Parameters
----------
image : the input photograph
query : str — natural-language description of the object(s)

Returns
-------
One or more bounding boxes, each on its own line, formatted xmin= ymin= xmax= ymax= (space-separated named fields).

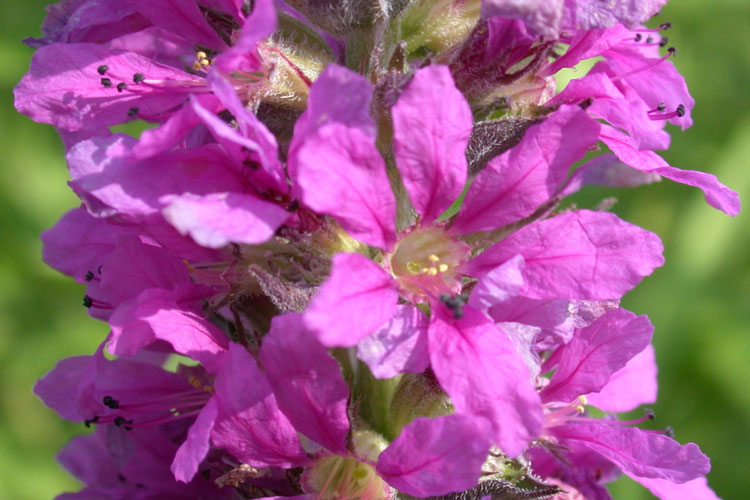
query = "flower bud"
xmin=389 ymin=372 xmax=453 ymax=436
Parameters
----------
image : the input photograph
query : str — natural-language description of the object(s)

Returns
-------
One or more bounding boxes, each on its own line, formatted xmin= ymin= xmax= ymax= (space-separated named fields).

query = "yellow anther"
xmin=575 ymin=405 xmax=585 ymax=414
xmin=192 ymin=61 xmax=202 ymax=71
xmin=427 ymin=268 xmax=439 ymax=276
xmin=202 ymin=385 xmax=214 ymax=393
xmin=196 ymin=51 xmax=207 ymax=59
xmin=438 ymin=264 xmax=449 ymax=273
xmin=428 ymin=254 xmax=440 ymax=263
xmin=406 ymin=261 xmax=423 ymax=274
xmin=188 ymin=376 xmax=202 ymax=389
xmin=200 ymin=59 xmax=210 ymax=66
xmin=578 ymin=395 xmax=588 ymax=406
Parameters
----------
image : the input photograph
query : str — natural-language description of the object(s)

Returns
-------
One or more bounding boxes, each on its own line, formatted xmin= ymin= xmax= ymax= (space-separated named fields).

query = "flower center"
xmin=389 ymin=226 xmax=470 ymax=299
xmin=305 ymin=455 xmax=389 ymax=500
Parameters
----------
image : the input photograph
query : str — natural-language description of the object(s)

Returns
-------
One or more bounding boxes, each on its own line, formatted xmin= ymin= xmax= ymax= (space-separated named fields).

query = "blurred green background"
xmin=0 ymin=1 xmax=747 ymax=498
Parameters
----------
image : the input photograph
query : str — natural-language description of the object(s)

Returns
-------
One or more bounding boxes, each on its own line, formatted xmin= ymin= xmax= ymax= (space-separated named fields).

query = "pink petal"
xmin=96 ymin=235 xmax=192 ymax=304
xmin=289 ymin=65 xmax=376 ymax=167
xmin=259 ymin=313 xmax=351 ymax=455
xmin=376 ymin=415 xmax=491 ymax=497
xmin=560 ymin=154 xmax=662 ymax=198
xmin=561 ymin=1 xmax=667 ymax=31
xmin=555 ymin=422 xmax=710 ymax=483
xmin=453 ymin=105 xmax=600 ymax=234
xmin=137 ymin=0 xmax=226 ymax=51
xmin=213 ymin=0 xmax=276 ymax=72
xmin=541 ymin=309 xmax=653 ymax=403
xmin=28 ymin=0 xmax=143 ymax=47
xmin=635 ymin=476 xmax=720 ymax=500
xmin=551 ymin=72 xmax=670 ymax=151
xmin=481 ymin=0 xmax=564 ymax=39
xmin=190 ymin=84 xmax=287 ymax=194
xmin=68 ymin=135 xmax=244 ymax=217
xmin=14 ymin=43 xmax=199 ymax=132
xmin=108 ymin=288 xmax=228 ymax=372
xmin=293 ymin=123 xmax=397 ymax=249
xmin=602 ymin=126 xmax=740 ymax=216
xmin=467 ymin=210 xmax=665 ymax=301
xmin=41 ymin=208 xmax=140 ymax=282
xmin=34 ymin=356 xmax=92 ymax=421
xmin=211 ymin=343 xmax=309 ymax=468
xmin=106 ymin=27 xmax=195 ymax=68
xmin=356 ymin=305 xmax=430 ymax=379
xmin=134 ymin=94 xmax=223 ymax=159
xmin=601 ymin=43 xmax=694 ymax=130
xmin=392 ymin=65 xmax=472 ymax=223
xmin=429 ymin=307 xmax=543 ymax=456
xmin=586 ymin=344 xmax=658 ymax=413
xmin=162 ymin=192 xmax=289 ymax=248
xmin=172 ymin=397 xmax=218 ymax=482
xmin=304 ymin=253 xmax=398 ymax=347
xmin=468 ymin=254 xmax=525 ymax=312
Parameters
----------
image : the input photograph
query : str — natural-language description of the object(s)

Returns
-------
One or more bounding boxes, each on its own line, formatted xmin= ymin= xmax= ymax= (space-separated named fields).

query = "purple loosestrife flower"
xmin=14 ymin=0 xmax=320 ymax=149
xmin=258 ymin=312 xmax=494 ymax=499
xmin=55 ymin=426 xmax=236 ymax=499
xmin=527 ymin=308 xmax=715 ymax=500
xmin=20 ymin=1 xmax=740 ymax=499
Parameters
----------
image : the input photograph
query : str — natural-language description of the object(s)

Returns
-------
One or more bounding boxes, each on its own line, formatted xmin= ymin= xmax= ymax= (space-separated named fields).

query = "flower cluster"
xmin=17 ymin=1 xmax=739 ymax=499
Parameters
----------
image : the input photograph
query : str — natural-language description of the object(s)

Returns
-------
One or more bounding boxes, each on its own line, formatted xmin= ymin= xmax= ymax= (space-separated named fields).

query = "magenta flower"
xmin=258 ymin=312 xmax=494 ymax=499
xmin=15 ymin=0 xmax=278 ymax=143
xmin=55 ymin=426 xmax=235 ymax=499
xmin=19 ymin=1 xmax=738 ymax=498
xmin=529 ymin=308 xmax=715 ymax=499
xmin=284 ymin=63 xmax=665 ymax=457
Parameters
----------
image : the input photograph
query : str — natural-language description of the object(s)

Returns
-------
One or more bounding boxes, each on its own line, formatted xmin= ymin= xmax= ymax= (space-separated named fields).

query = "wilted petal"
xmin=586 ymin=345 xmax=658 ymax=413
xmin=541 ymin=309 xmax=653 ymax=403
xmin=260 ymin=313 xmax=351 ymax=455
xmin=304 ymin=253 xmax=398 ymax=347
xmin=429 ymin=307 xmax=543 ymax=456
xmin=162 ymin=192 xmax=289 ymax=248
xmin=357 ymin=305 xmax=430 ymax=379
xmin=376 ymin=415 xmax=491 ymax=497
xmin=454 ymin=105 xmax=599 ymax=234
xmin=467 ymin=210 xmax=664 ymax=301
xmin=392 ymin=65 xmax=472 ymax=223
